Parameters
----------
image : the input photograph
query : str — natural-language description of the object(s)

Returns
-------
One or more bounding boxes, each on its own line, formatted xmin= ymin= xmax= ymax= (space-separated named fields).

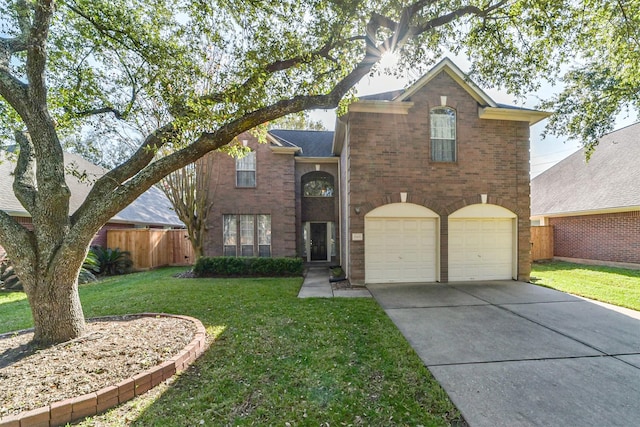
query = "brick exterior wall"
xmin=549 ymin=211 xmax=640 ymax=264
xmin=345 ymin=72 xmax=531 ymax=282
xmin=202 ymin=132 xmax=297 ymax=258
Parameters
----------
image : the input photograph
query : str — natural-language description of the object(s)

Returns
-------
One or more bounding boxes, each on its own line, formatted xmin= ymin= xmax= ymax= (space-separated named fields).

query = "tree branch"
xmin=199 ymin=40 xmax=337 ymax=105
xmin=14 ymin=0 xmax=33 ymax=38
xmin=68 ymin=0 xmax=513 ymax=247
xmin=70 ymin=122 xmax=178 ymax=227
xmin=0 ymin=66 xmax=30 ymax=119
xmin=26 ymin=0 xmax=54 ymax=104
xmin=64 ymin=1 xmax=153 ymax=59
xmin=70 ymin=106 xmax=126 ymax=119
xmin=12 ymin=130 xmax=38 ymax=213
xmin=0 ymin=210 xmax=36 ymax=268
xmin=410 ymin=0 xmax=509 ymax=36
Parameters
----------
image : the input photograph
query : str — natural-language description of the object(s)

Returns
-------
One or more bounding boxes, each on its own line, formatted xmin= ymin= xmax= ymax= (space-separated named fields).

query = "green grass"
xmin=0 ymin=268 xmax=461 ymax=426
xmin=531 ymin=261 xmax=640 ymax=311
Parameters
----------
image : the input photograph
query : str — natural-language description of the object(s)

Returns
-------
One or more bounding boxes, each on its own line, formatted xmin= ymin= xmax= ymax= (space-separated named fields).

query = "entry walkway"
xmin=298 ymin=266 xmax=371 ymax=298
xmin=368 ymin=281 xmax=640 ymax=427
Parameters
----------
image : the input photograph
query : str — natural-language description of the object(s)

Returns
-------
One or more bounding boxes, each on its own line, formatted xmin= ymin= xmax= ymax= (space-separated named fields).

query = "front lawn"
xmin=0 ymin=268 xmax=461 ymax=426
xmin=531 ymin=261 xmax=640 ymax=311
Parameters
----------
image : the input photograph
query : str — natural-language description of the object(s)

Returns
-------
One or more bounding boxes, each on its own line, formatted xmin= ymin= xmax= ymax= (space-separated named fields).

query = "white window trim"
xmin=236 ymin=151 xmax=256 ymax=187
xmin=223 ymin=214 xmax=271 ymax=257
xmin=430 ymin=107 xmax=457 ymax=162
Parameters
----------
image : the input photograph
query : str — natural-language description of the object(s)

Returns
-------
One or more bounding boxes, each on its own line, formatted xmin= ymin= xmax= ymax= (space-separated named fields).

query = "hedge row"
xmin=193 ymin=256 xmax=304 ymax=277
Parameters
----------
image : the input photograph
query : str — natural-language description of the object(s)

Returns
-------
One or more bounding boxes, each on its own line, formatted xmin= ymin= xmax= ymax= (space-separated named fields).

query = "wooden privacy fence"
xmin=107 ymin=229 xmax=195 ymax=270
xmin=531 ymin=226 xmax=554 ymax=261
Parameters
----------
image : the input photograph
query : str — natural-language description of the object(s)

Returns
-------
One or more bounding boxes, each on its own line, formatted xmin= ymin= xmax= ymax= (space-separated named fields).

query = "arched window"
xmin=430 ymin=107 xmax=456 ymax=162
xmin=302 ymin=172 xmax=334 ymax=197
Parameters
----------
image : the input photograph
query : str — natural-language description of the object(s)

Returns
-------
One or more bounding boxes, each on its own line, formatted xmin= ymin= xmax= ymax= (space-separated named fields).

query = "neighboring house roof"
xmin=0 ymin=151 xmax=183 ymax=227
xmin=531 ymin=122 xmax=640 ymax=217
xmin=268 ymin=129 xmax=335 ymax=158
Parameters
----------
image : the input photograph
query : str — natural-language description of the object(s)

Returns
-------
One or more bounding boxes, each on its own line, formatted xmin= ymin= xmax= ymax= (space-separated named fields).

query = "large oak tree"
xmin=0 ymin=0 xmax=583 ymax=344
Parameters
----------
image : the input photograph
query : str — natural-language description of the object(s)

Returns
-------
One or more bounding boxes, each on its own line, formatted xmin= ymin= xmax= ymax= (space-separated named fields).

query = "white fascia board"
xmin=479 ymin=107 xmax=551 ymax=125
xmin=294 ymin=157 xmax=339 ymax=164
xmin=266 ymin=133 xmax=282 ymax=146
xmin=108 ymin=218 xmax=185 ymax=227
xmin=332 ymin=116 xmax=347 ymax=155
xmin=266 ymin=134 xmax=301 ymax=154
xmin=532 ymin=206 xmax=640 ymax=218
xmin=269 ymin=146 xmax=300 ymax=154
xmin=349 ymin=100 xmax=414 ymax=115
xmin=4 ymin=210 xmax=29 ymax=217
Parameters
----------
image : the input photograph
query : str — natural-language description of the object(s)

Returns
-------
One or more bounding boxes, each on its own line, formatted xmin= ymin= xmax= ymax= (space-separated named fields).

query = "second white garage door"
xmin=365 ymin=203 xmax=438 ymax=284
xmin=448 ymin=204 xmax=516 ymax=281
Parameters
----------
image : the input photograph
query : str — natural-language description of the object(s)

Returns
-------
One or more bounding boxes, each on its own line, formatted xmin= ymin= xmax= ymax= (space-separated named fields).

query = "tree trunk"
xmin=189 ymin=226 xmax=204 ymax=261
xmin=26 ymin=272 xmax=86 ymax=345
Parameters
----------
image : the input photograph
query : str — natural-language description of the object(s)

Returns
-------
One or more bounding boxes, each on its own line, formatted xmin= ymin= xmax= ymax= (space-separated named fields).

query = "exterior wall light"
xmin=354 ymin=207 xmax=361 ymax=215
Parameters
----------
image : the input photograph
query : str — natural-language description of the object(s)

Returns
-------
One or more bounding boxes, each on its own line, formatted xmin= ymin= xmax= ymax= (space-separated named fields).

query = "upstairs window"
xmin=303 ymin=172 xmax=334 ymax=197
xmin=430 ymin=107 xmax=456 ymax=162
xmin=236 ymin=151 xmax=256 ymax=187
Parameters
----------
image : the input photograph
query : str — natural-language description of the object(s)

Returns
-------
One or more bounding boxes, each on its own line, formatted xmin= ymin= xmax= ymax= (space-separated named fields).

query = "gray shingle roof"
xmin=531 ymin=122 xmax=640 ymax=216
xmin=268 ymin=129 xmax=335 ymax=157
xmin=0 ymin=151 xmax=183 ymax=227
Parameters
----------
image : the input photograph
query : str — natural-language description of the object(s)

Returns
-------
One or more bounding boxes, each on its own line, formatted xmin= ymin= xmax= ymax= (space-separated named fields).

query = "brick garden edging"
xmin=0 ymin=313 xmax=208 ymax=427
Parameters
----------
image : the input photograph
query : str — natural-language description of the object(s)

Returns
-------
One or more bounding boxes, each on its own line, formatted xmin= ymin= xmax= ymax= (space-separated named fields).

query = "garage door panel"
xmin=449 ymin=218 xmax=514 ymax=281
xmin=365 ymin=217 xmax=437 ymax=284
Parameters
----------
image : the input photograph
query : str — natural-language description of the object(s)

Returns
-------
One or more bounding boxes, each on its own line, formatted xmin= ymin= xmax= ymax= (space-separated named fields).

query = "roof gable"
xmin=345 ymin=57 xmax=549 ymax=125
xmin=395 ymin=57 xmax=497 ymax=107
xmin=531 ymin=122 xmax=640 ymax=216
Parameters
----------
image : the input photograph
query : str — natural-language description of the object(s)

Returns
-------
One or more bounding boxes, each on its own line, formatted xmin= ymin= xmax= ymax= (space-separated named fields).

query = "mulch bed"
xmin=0 ymin=315 xmax=196 ymax=418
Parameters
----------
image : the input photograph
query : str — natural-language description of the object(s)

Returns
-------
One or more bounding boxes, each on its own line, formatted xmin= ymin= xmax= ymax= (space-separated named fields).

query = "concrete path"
xmin=368 ymin=281 xmax=640 ymax=427
xmin=298 ymin=266 xmax=371 ymax=298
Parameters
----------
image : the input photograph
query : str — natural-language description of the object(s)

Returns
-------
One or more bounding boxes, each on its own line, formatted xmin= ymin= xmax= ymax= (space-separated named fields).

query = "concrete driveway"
xmin=367 ymin=281 xmax=640 ymax=427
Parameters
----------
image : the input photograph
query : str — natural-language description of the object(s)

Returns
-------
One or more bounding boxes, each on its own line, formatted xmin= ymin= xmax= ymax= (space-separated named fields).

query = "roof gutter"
xmin=531 ymin=206 xmax=640 ymax=219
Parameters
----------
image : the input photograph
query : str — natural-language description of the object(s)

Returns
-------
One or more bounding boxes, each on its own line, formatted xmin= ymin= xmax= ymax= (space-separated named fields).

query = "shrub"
xmin=194 ymin=256 xmax=304 ymax=277
xmin=91 ymin=246 xmax=134 ymax=276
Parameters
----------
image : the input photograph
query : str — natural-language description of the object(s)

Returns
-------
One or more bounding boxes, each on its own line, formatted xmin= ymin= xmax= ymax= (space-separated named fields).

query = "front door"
xmin=310 ymin=223 xmax=328 ymax=261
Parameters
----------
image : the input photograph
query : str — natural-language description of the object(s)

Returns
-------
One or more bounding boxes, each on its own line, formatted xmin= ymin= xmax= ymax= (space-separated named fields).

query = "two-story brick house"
xmin=202 ymin=58 xmax=548 ymax=284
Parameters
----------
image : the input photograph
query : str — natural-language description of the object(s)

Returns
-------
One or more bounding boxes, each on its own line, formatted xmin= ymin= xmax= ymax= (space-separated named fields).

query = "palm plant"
xmin=90 ymin=246 xmax=134 ymax=276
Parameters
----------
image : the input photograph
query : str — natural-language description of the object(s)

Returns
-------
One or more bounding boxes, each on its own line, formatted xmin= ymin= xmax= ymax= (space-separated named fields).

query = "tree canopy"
xmin=0 ymin=0 xmax=638 ymax=344
xmin=541 ymin=0 xmax=640 ymax=155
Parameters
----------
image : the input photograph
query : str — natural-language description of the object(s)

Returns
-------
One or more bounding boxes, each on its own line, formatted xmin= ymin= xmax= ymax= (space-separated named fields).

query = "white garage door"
xmin=365 ymin=204 xmax=438 ymax=284
xmin=448 ymin=214 xmax=515 ymax=281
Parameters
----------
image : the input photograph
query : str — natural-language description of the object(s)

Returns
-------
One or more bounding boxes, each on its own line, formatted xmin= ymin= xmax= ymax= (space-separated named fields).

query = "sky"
xmin=309 ymin=55 xmax=637 ymax=178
